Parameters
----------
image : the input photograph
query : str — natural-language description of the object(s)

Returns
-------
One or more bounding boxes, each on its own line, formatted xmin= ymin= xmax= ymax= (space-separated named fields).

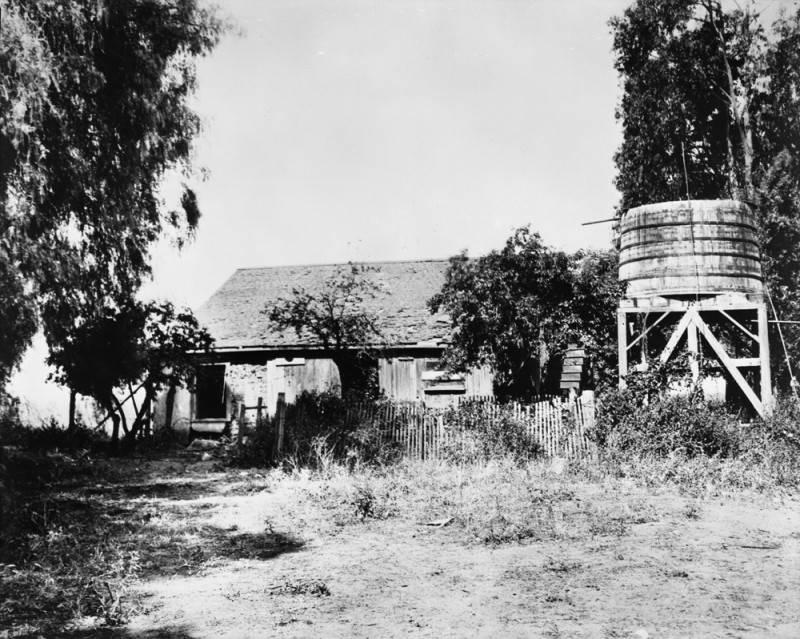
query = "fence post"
xmin=237 ymin=403 xmax=245 ymax=447
xmin=275 ymin=393 xmax=286 ymax=460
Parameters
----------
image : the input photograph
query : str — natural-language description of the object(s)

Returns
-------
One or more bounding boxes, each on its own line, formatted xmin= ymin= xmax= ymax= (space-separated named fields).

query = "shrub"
xmin=591 ymin=366 xmax=800 ymax=491
xmin=439 ymin=401 xmax=543 ymax=464
xmin=234 ymin=392 xmax=402 ymax=470
xmin=594 ymin=388 xmax=741 ymax=458
xmin=593 ymin=360 xmax=745 ymax=459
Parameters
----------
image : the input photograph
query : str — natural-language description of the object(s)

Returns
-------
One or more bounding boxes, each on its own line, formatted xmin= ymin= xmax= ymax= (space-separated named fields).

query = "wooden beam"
xmin=626 ymin=311 xmax=670 ymax=351
xmin=687 ymin=319 xmax=700 ymax=382
xmin=659 ymin=310 xmax=693 ymax=363
xmin=718 ymin=309 xmax=758 ymax=343
xmin=758 ymin=304 xmax=772 ymax=411
xmin=618 ymin=309 xmax=628 ymax=388
xmin=732 ymin=357 xmax=761 ymax=368
xmin=693 ymin=311 xmax=764 ymax=417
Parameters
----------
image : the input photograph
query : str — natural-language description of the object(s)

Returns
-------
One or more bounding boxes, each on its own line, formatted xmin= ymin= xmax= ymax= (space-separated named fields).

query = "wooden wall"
xmin=154 ymin=353 xmax=495 ymax=432
xmin=378 ymin=357 xmax=494 ymax=404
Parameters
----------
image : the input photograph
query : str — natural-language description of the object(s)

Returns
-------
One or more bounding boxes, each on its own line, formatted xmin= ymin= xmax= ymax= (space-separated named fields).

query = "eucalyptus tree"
xmin=0 ymin=0 xmax=225 ymax=388
xmin=611 ymin=0 xmax=800 ymax=384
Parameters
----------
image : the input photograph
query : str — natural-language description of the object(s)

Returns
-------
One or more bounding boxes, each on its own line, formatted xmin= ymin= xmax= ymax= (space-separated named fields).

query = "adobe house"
xmin=155 ymin=260 xmax=493 ymax=435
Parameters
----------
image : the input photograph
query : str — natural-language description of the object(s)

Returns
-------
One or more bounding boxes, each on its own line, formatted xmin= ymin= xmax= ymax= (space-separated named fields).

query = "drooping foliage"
xmin=611 ymin=0 xmax=800 ymax=385
xmin=0 ymin=0 xmax=224 ymax=386
xmin=429 ymin=229 xmax=623 ymax=400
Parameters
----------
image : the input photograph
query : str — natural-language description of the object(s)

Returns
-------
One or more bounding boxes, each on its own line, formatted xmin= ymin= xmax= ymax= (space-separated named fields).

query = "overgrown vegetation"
xmin=592 ymin=365 xmax=800 ymax=490
xmin=438 ymin=401 xmax=544 ymax=465
xmin=232 ymin=392 xmax=403 ymax=471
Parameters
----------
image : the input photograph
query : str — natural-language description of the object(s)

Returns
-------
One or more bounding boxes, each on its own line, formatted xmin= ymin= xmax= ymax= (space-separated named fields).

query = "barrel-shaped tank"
xmin=618 ymin=200 xmax=763 ymax=299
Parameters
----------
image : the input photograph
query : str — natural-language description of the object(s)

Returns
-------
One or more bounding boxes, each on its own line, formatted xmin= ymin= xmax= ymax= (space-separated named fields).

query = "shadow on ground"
xmin=1 ymin=454 xmax=300 ymax=636
xmin=49 ymin=624 xmax=197 ymax=639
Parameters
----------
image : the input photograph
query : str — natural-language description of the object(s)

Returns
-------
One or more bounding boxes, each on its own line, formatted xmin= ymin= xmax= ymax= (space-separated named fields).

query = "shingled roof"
xmin=196 ymin=260 xmax=453 ymax=350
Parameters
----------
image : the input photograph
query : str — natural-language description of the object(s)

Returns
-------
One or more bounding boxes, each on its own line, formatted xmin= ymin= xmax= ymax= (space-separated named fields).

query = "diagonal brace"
xmin=692 ymin=310 xmax=764 ymax=418
xmin=627 ymin=311 xmax=670 ymax=351
xmin=659 ymin=311 xmax=693 ymax=363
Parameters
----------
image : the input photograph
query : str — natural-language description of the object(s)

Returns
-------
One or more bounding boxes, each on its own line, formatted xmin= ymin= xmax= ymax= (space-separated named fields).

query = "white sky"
xmin=144 ymin=0 xmax=631 ymax=310
xmin=14 ymin=0 xmax=792 ymax=418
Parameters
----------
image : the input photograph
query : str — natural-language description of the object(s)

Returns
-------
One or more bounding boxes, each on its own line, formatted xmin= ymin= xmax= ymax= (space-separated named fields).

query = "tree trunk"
xmin=737 ymin=95 xmax=755 ymax=200
xmin=164 ymin=383 xmax=177 ymax=431
xmin=112 ymin=394 xmax=129 ymax=436
xmin=334 ymin=351 xmax=378 ymax=401
xmin=704 ymin=0 xmax=755 ymax=200
xmin=126 ymin=387 xmax=153 ymax=443
xmin=67 ymin=389 xmax=76 ymax=432
xmin=106 ymin=396 xmax=121 ymax=451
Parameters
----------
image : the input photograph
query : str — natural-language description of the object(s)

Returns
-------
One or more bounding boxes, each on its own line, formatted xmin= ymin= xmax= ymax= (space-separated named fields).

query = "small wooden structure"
xmin=617 ymin=200 xmax=772 ymax=416
xmin=560 ymin=344 xmax=588 ymax=392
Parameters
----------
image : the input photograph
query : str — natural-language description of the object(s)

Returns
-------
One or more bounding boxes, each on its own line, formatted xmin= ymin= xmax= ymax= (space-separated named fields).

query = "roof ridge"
xmin=233 ymin=257 xmax=450 ymax=273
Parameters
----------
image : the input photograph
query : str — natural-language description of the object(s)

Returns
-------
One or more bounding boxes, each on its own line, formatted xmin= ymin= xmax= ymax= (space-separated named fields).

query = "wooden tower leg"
xmin=618 ymin=309 xmax=628 ymax=389
xmin=687 ymin=318 xmax=700 ymax=383
xmin=758 ymin=303 xmax=773 ymax=412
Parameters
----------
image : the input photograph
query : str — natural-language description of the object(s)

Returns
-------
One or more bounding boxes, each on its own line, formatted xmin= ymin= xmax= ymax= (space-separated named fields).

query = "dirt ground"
xmin=50 ymin=455 xmax=794 ymax=639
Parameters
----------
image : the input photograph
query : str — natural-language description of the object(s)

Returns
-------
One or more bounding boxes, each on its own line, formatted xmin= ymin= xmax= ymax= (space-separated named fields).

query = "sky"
xmin=143 ymin=0 xmax=631 ymax=311
xmin=4 ymin=0 xmax=688 ymax=417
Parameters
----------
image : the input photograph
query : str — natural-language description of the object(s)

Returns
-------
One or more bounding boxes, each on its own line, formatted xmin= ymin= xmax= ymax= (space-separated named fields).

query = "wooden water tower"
xmin=617 ymin=199 xmax=772 ymax=416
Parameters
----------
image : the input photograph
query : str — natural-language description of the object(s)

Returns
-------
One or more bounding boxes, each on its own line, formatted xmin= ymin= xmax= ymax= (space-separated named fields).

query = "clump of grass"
xmin=281 ymin=458 xmax=664 ymax=546
xmin=0 ymin=496 xmax=144 ymax=632
xmin=268 ymin=579 xmax=331 ymax=597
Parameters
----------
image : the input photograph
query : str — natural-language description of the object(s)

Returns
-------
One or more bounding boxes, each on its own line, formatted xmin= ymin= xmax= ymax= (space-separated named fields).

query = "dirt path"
xmin=105 ymin=461 xmax=800 ymax=639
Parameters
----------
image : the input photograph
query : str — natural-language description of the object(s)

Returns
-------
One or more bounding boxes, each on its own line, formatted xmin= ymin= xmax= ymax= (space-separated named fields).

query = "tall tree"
xmin=0 ymin=0 xmax=224 ymax=386
xmin=265 ymin=264 xmax=386 ymax=400
xmin=612 ymin=0 xmax=800 ymax=385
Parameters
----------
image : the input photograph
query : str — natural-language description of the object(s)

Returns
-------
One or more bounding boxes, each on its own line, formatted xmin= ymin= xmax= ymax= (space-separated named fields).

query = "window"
xmin=195 ymin=364 xmax=226 ymax=419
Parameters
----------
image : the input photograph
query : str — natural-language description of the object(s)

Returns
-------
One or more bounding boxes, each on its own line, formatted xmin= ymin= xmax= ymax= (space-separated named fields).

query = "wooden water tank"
xmin=618 ymin=200 xmax=764 ymax=299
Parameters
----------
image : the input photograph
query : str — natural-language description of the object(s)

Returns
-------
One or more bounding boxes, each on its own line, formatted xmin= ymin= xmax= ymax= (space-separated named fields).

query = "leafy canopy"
xmin=429 ymin=229 xmax=623 ymax=400
xmin=0 ymin=0 xmax=225 ymax=385
xmin=611 ymin=0 xmax=800 ymax=385
xmin=47 ymin=300 xmax=213 ymax=441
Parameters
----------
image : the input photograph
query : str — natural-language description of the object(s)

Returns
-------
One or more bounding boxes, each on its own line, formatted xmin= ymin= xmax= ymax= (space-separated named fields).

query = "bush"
xmin=591 ymin=367 xmax=800 ymax=491
xmin=594 ymin=388 xmax=741 ymax=458
xmin=439 ymin=402 xmax=543 ymax=464
xmin=234 ymin=392 xmax=402 ymax=470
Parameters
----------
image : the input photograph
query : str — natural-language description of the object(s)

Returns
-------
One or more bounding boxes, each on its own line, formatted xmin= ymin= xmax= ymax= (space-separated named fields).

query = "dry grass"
xmin=277 ymin=458 xmax=673 ymax=545
xmin=3 ymin=449 xmax=800 ymax=637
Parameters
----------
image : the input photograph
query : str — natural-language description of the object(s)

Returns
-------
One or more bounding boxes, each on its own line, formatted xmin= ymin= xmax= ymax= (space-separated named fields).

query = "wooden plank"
xmin=562 ymin=365 xmax=584 ymax=373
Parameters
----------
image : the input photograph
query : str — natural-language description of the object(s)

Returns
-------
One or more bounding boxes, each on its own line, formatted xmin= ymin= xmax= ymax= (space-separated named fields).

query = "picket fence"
xmin=343 ymin=395 xmax=596 ymax=461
